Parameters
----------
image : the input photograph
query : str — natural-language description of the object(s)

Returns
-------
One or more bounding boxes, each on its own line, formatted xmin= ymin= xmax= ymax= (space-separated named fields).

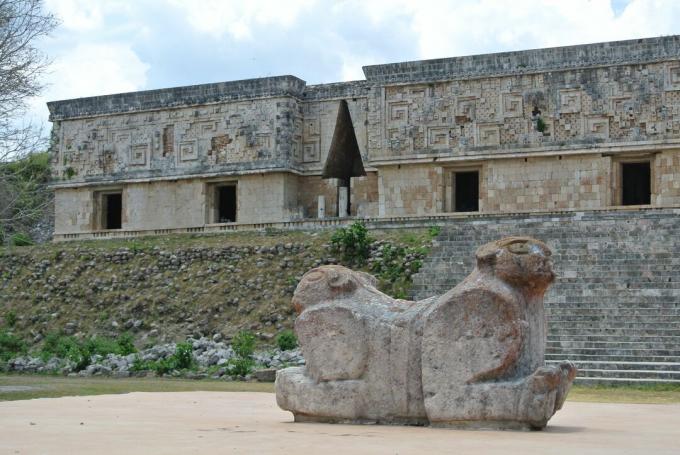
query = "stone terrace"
xmin=412 ymin=208 xmax=680 ymax=385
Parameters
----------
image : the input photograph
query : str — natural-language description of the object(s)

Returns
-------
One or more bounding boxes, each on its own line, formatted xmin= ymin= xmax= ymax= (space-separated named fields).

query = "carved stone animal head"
xmin=475 ymin=237 xmax=555 ymax=293
xmin=291 ymin=265 xmax=377 ymax=314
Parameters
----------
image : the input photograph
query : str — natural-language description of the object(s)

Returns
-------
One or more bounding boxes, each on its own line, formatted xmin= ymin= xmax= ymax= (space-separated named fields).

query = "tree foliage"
xmin=0 ymin=0 xmax=58 ymax=243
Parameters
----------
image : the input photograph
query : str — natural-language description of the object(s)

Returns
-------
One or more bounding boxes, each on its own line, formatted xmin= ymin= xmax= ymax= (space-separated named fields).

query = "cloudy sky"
xmin=29 ymin=0 xmax=680 ymax=126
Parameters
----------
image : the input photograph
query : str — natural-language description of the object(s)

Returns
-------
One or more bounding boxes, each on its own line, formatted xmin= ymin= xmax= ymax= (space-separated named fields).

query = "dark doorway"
xmin=621 ymin=162 xmax=651 ymax=205
xmin=103 ymin=193 xmax=122 ymax=230
xmin=454 ymin=171 xmax=479 ymax=212
xmin=216 ymin=185 xmax=237 ymax=222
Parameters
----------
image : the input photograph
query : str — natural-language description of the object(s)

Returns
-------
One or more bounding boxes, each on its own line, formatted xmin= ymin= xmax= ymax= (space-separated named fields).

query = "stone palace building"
xmin=48 ymin=35 xmax=680 ymax=240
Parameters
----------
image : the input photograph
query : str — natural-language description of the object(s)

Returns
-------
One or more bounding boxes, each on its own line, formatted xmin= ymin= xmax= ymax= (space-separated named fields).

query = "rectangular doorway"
xmin=215 ymin=185 xmax=237 ymax=223
xmin=454 ymin=171 xmax=479 ymax=212
xmin=101 ymin=192 xmax=122 ymax=230
xmin=621 ymin=162 xmax=651 ymax=205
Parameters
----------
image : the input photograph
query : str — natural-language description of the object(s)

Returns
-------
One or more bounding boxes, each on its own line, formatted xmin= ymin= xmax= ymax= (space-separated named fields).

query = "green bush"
xmin=173 ymin=342 xmax=194 ymax=370
xmin=0 ymin=330 xmax=26 ymax=361
xmin=40 ymin=332 xmax=138 ymax=371
xmin=40 ymin=332 xmax=80 ymax=360
xmin=10 ymin=233 xmax=34 ymax=246
xmin=231 ymin=330 xmax=256 ymax=358
xmin=276 ymin=329 xmax=297 ymax=351
xmin=116 ymin=332 xmax=137 ymax=355
xmin=4 ymin=310 xmax=17 ymax=328
xmin=151 ymin=357 xmax=176 ymax=376
xmin=130 ymin=342 xmax=194 ymax=376
xmin=226 ymin=357 xmax=254 ymax=377
xmin=427 ymin=225 xmax=441 ymax=238
xmin=536 ymin=117 xmax=547 ymax=133
xmin=331 ymin=221 xmax=372 ymax=265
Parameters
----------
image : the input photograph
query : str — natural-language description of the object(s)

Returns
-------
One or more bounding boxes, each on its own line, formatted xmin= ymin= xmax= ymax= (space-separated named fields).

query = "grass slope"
xmin=0 ymin=228 xmax=434 ymax=353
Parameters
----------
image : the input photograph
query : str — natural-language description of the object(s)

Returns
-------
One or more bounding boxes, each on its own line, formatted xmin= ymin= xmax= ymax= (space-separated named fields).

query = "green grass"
xmin=569 ymin=384 xmax=680 ymax=404
xmin=2 ymin=375 xmax=680 ymax=404
xmin=0 ymin=374 xmax=273 ymax=401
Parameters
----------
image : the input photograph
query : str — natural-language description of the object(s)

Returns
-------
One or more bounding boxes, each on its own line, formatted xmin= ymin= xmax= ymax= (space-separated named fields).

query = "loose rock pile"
xmin=5 ymin=337 xmax=304 ymax=381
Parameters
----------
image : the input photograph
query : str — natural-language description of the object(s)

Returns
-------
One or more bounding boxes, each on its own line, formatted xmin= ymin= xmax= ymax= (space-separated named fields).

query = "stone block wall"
xmin=484 ymin=155 xmax=609 ymax=212
xmin=411 ymin=208 xmax=680 ymax=384
xmin=378 ymin=164 xmax=443 ymax=216
xmin=54 ymin=188 xmax=95 ymax=234
xmin=50 ymin=95 xmax=298 ymax=185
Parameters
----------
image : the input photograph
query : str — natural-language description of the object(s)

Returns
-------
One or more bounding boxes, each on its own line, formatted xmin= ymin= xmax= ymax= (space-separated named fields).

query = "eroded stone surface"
xmin=276 ymin=237 xmax=576 ymax=430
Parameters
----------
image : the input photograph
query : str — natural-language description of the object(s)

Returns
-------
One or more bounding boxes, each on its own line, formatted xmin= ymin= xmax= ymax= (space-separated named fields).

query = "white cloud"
xmin=342 ymin=0 xmax=680 ymax=61
xmin=44 ymin=0 xmax=104 ymax=31
xmin=28 ymin=43 xmax=149 ymax=125
xmin=169 ymin=0 xmax=316 ymax=40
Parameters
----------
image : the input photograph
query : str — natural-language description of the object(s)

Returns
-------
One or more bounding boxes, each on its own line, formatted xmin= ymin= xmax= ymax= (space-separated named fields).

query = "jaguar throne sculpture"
xmin=275 ymin=236 xmax=576 ymax=430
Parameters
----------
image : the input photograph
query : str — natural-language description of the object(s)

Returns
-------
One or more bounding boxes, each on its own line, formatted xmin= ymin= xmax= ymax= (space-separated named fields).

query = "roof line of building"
xmin=47 ymin=35 xmax=680 ymax=121
xmin=363 ymin=35 xmax=680 ymax=83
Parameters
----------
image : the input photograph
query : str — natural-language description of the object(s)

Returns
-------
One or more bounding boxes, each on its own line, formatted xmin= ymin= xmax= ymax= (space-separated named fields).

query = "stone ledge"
xmin=47 ymin=75 xmax=307 ymax=120
xmin=363 ymin=35 xmax=680 ymax=83
xmin=52 ymin=206 xmax=680 ymax=242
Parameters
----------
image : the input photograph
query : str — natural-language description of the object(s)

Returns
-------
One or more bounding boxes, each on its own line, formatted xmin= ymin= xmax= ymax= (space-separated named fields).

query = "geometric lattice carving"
xmin=665 ymin=63 xmax=680 ymax=91
xmin=456 ymin=96 xmax=477 ymax=120
xmin=303 ymin=141 xmax=320 ymax=163
xmin=560 ymin=90 xmax=582 ymax=114
xmin=256 ymin=134 xmax=271 ymax=149
xmin=502 ymin=93 xmax=523 ymax=118
xmin=476 ymin=124 xmax=500 ymax=146
xmin=179 ymin=141 xmax=198 ymax=161
xmin=585 ymin=116 xmax=610 ymax=139
xmin=427 ymin=127 xmax=449 ymax=148
xmin=304 ymin=119 xmax=320 ymax=137
xmin=130 ymin=144 xmax=147 ymax=165
xmin=388 ymin=102 xmax=409 ymax=124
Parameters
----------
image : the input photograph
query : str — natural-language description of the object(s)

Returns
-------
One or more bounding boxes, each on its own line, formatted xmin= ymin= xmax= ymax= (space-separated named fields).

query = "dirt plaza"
xmin=1 ymin=391 xmax=678 ymax=454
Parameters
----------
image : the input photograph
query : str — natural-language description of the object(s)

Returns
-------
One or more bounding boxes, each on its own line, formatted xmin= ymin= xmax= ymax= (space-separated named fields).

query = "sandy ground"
xmin=1 ymin=392 xmax=678 ymax=455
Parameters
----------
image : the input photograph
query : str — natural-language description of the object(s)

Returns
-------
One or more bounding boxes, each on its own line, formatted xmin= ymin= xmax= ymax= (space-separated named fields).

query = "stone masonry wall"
xmin=51 ymin=96 xmax=299 ymax=184
xmin=368 ymin=61 xmax=680 ymax=162
xmin=411 ymin=208 xmax=680 ymax=383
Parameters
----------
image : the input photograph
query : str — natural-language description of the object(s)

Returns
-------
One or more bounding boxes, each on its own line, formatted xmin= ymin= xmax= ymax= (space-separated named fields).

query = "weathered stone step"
xmin=547 ymin=310 xmax=680 ymax=317
xmin=576 ymin=368 xmax=680 ymax=380
xmin=548 ymin=333 xmax=680 ymax=342
xmin=548 ymin=328 xmax=680 ymax=337
xmin=548 ymin=360 xmax=680 ymax=372
xmin=545 ymin=353 xmax=680 ymax=363
xmin=549 ymin=343 xmax=680 ymax=351
xmin=574 ymin=377 xmax=680 ymax=385
xmin=413 ymin=208 xmax=680 ymax=384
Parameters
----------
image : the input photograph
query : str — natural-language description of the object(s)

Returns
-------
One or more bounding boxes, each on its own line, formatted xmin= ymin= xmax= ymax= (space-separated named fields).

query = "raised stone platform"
xmin=412 ymin=208 xmax=680 ymax=384
xmin=1 ymin=392 xmax=678 ymax=454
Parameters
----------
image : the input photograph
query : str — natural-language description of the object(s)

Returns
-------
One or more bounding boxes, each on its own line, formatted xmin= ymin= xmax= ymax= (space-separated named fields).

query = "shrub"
xmin=231 ymin=330 xmax=255 ymax=358
xmin=0 ymin=330 xmax=26 ymax=361
xmin=536 ymin=117 xmax=547 ymax=133
xmin=116 ymin=332 xmax=136 ymax=356
xmin=40 ymin=332 xmax=80 ymax=360
xmin=276 ymin=329 xmax=297 ymax=351
xmin=131 ymin=342 xmax=194 ymax=376
xmin=40 ymin=332 xmax=138 ymax=371
xmin=226 ymin=357 xmax=254 ymax=377
xmin=151 ymin=357 xmax=176 ymax=376
xmin=4 ymin=310 xmax=17 ymax=328
xmin=427 ymin=225 xmax=441 ymax=238
xmin=10 ymin=233 xmax=33 ymax=246
xmin=331 ymin=221 xmax=372 ymax=265
xmin=173 ymin=342 xmax=194 ymax=370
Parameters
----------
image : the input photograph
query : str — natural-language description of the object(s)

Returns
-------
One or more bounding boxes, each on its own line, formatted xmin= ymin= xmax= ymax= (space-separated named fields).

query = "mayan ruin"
xmin=3 ymin=0 xmax=680 ymax=449
xmin=47 ymin=36 xmax=680 ymax=239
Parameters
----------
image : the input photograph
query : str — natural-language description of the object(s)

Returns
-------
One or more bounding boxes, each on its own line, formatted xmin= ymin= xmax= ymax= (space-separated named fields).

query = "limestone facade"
xmin=48 ymin=36 xmax=680 ymax=239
